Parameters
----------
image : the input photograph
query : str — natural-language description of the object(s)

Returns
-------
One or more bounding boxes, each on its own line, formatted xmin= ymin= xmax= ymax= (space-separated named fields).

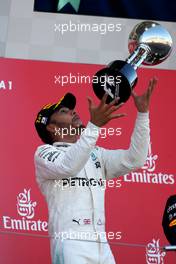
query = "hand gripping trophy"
xmin=93 ymin=21 xmax=173 ymax=104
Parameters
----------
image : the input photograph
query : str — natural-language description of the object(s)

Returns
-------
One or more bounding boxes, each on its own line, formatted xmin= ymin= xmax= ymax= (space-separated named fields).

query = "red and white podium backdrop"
xmin=0 ymin=58 xmax=175 ymax=263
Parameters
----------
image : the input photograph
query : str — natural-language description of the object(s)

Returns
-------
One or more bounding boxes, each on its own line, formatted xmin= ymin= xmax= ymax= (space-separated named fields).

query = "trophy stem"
xmin=126 ymin=44 xmax=151 ymax=70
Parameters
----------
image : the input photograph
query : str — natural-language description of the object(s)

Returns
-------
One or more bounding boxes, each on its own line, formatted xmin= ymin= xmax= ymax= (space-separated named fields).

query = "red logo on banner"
xmin=124 ymin=142 xmax=175 ymax=185
xmin=1 ymin=188 xmax=48 ymax=232
xmin=17 ymin=189 xmax=37 ymax=219
xmin=0 ymin=80 xmax=12 ymax=90
xmin=146 ymin=239 xmax=166 ymax=263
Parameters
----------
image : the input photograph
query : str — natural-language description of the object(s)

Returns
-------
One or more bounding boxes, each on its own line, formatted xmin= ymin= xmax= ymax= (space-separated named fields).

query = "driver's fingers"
xmin=147 ymin=77 xmax=158 ymax=98
xmin=106 ymin=97 xmax=120 ymax=109
xmin=99 ymin=93 xmax=108 ymax=108
xmin=108 ymin=113 xmax=127 ymax=120
xmin=105 ymin=102 xmax=124 ymax=116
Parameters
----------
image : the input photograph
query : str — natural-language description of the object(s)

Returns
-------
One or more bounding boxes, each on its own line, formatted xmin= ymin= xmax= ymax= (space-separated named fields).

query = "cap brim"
xmin=59 ymin=93 xmax=76 ymax=110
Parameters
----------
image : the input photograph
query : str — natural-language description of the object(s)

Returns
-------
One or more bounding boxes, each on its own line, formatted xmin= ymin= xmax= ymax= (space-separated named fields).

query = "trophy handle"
xmin=126 ymin=44 xmax=151 ymax=70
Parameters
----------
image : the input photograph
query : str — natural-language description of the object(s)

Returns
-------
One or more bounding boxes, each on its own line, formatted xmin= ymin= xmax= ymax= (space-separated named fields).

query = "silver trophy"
xmin=93 ymin=21 xmax=173 ymax=104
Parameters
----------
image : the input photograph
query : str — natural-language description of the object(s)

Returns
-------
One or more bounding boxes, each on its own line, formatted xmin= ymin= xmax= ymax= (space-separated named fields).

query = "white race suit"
xmin=34 ymin=112 xmax=150 ymax=264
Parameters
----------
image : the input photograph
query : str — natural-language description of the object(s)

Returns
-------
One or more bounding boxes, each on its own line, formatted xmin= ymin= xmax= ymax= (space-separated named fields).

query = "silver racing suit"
xmin=34 ymin=112 xmax=150 ymax=264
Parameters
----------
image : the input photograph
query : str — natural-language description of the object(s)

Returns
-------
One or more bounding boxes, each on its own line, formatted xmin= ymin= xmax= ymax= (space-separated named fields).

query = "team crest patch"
xmin=91 ymin=152 xmax=101 ymax=169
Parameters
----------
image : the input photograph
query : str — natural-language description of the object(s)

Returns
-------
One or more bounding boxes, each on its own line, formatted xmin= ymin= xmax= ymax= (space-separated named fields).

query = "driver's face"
xmin=49 ymin=107 xmax=83 ymax=128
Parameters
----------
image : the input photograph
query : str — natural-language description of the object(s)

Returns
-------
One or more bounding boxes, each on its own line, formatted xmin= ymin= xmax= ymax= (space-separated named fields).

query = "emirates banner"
xmin=0 ymin=58 xmax=175 ymax=263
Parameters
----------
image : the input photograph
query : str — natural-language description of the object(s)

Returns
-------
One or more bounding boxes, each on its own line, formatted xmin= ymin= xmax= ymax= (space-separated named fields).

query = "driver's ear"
xmin=46 ymin=123 xmax=56 ymax=133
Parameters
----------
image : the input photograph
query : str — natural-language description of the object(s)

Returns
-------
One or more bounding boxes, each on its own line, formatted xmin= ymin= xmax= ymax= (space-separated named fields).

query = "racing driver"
xmin=34 ymin=77 xmax=157 ymax=264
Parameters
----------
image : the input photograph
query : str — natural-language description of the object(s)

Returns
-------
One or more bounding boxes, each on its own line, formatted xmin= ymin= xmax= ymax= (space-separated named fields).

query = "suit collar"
xmin=53 ymin=141 xmax=73 ymax=147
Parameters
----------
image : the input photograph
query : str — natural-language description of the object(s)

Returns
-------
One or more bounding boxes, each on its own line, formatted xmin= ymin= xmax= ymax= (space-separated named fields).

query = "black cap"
xmin=162 ymin=195 xmax=176 ymax=245
xmin=35 ymin=93 xmax=76 ymax=142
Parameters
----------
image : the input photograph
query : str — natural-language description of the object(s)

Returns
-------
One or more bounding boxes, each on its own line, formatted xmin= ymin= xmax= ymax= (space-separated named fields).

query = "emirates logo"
xmin=124 ymin=141 xmax=174 ymax=185
xmin=17 ymin=189 xmax=37 ymax=219
xmin=142 ymin=142 xmax=158 ymax=172
xmin=146 ymin=239 xmax=166 ymax=264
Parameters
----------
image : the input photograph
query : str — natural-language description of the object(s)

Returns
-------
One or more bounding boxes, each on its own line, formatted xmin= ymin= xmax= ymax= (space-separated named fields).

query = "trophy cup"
xmin=93 ymin=21 xmax=173 ymax=104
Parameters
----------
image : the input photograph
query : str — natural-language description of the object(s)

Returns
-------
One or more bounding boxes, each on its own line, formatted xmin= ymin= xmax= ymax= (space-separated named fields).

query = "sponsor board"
xmin=1 ymin=188 xmax=48 ymax=232
xmin=124 ymin=143 xmax=174 ymax=185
